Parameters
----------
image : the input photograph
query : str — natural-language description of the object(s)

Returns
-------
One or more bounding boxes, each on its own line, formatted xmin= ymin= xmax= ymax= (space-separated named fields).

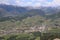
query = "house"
xmin=24 ymin=25 xmax=48 ymax=33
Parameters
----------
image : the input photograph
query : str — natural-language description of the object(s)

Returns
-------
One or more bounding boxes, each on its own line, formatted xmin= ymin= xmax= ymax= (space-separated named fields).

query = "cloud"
xmin=0 ymin=0 xmax=10 ymax=5
xmin=15 ymin=0 xmax=33 ymax=6
xmin=53 ymin=0 xmax=60 ymax=6
xmin=44 ymin=0 xmax=60 ymax=7
xmin=0 ymin=0 xmax=60 ymax=7
xmin=15 ymin=0 xmax=20 ymax=5
xmin=17 ymin=0 xmax=47 ymax=6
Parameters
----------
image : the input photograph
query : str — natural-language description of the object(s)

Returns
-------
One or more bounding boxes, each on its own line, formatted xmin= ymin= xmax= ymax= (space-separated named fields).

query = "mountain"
xmin=0 ymin=4 xmax=60 ymax=22
xmin=0 ymin=4 xmax=28 ymax=17
xmin=0 ymin=4 xmax=44 ymax=21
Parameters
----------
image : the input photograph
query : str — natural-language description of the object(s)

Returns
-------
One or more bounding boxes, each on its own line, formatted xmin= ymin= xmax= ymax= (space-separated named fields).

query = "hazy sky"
xmin=0 ymin=0 xmax=60 ymax=7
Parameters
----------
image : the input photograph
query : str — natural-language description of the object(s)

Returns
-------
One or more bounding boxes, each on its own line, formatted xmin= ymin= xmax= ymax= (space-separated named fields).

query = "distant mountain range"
xmin=0 ymin=4 xmax=60 ymax=21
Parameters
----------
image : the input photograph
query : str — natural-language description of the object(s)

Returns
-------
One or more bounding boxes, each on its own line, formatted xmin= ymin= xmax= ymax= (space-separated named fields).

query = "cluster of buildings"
xmin=0 ymin=25 xmax=48 ymax=35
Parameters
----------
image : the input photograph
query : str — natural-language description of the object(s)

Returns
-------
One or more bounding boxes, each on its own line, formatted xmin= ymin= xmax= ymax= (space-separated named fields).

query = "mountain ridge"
xmin=0 ymin=4 xmax=60 ymax=21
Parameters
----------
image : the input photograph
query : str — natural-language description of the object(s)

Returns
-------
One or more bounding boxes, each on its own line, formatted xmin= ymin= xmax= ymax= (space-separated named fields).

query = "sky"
xmin=0 ymin=0 xmax=60 ymax=7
